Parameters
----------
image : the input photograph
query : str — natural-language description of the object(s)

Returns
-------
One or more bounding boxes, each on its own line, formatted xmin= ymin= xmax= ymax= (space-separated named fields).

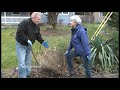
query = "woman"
xmin=65 ymin=15 xmax=92 ymax=78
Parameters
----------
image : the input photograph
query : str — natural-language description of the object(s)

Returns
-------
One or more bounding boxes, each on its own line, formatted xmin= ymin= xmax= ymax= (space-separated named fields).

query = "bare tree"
xmin=47 ymin=12 xmax=59 ymax=30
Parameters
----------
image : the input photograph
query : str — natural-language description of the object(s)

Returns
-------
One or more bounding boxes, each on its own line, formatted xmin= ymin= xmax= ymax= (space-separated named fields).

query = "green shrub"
xmin=90 ymin=36 xmax=119 ymax=72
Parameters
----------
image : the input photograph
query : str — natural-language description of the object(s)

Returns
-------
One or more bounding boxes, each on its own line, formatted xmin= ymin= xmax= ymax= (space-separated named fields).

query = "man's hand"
xmin=27 ymin=40 xmax=32 ymax=46
xmin=42 ymin=41 xmax=49 ymax=48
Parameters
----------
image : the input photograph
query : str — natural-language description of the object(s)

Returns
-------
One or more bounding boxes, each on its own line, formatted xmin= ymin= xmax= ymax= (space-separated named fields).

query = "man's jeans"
xmin=16 ymin=41 xmax=32 ymax=78
xmin=65 ymin=50 xmax=92 ymax=78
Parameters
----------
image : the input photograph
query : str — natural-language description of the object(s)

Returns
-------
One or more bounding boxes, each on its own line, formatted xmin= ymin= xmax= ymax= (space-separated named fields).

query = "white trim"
xmin=1 ymin=16 xmax=30 ymax=25
xmin=59 ymin=12 xmax=69 ymax=15
xmin=2 ymin=22 xmax=20 ymax=23
xmin=4 ymin=12 xmax=6 ymax=24
xmin=1 ymin=16 xmax=30 ymax=18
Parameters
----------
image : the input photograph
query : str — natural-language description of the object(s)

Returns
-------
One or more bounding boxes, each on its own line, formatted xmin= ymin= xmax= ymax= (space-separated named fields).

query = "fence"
xmin=1 ymin=16 xmax=30 ymax=25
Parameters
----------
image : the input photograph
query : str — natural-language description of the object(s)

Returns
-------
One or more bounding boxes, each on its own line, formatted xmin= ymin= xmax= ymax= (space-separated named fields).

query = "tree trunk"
xmin=52 ymin=23 xmax=57 ymax=30
xmin=48 ymin=12 xmax=59 ymax=30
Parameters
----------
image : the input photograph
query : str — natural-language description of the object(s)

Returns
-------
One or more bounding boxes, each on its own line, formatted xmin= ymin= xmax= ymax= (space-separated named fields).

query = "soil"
xmin=2 ymin=65 xmax=119 ymax=78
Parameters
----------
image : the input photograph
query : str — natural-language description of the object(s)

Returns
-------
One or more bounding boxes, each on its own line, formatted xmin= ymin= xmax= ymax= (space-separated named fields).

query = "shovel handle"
xmin=28 ymin=44 xmax=39 ymax=65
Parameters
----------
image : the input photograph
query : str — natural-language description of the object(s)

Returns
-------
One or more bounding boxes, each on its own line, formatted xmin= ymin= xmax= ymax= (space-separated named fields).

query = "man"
xmin=65 ymin=15 xmax=92 ymax=78
xmin=15 ymin=12 xmax=48 ymax=78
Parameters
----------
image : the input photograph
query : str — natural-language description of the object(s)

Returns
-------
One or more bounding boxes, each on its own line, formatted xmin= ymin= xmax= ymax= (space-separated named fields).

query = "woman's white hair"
xmin=70 ymin=15 xmax=82 ymax=24
xmin=31 ymin=12 xmax=41 ymax=18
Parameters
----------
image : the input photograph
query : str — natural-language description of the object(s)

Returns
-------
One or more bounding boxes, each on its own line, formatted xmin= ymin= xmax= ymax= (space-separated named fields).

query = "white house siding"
xmin=1 ymin=12 xmax=76 ymax=25
xmin=57 ymin=12 xmax=74 ymax=25
xmin=93 ymin=12 xmax=104 ymax=23
xmin=1 ymin=12 xmax=30 ymax=25
xmin=41 ymin=13 xmax=48 ymax=23
xmin=1 ymin=12 xmax=105 ymax=25
xmin=40 ymin=12 xmax=74 ymax=25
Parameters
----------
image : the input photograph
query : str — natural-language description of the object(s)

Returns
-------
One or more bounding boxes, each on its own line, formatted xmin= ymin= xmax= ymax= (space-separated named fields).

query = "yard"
xmin=1 ymin=23 xmax=119 ymax=78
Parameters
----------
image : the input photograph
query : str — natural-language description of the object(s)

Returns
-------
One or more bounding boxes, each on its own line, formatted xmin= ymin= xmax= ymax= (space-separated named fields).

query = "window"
xmin=75 ymin=12 xmax=84 ymax=15
xmin=62 ymin=12 xmax=69 ymax=14
xmin=99 ymin=12 xmax=103 ymax=17
xmin=59 ymin=12 xmax=69 ymax=15
xmin=59 ymin=12 xmax=62 ymax=14
xmin=75 ymin=12 xmax=92 ymax=15
xmin=12 ymin=12 xmax=20 ymax=15
xmin=41 ymin=12 xmax=47 ymax=14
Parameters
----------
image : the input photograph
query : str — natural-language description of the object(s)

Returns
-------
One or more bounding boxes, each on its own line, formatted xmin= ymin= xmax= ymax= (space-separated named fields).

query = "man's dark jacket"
xmin=15 ymin=18 xmax=44 ymax=46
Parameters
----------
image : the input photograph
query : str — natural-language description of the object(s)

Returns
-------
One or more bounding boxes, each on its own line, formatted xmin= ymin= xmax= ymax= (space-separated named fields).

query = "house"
xmin=1 ymin=12 xmax=30 ymax=25
xmin=75 ymin=12 xmax=104 ymax=23
xmin=93 ymin=12 xmax=104 ymax=23
xmin=1 ymin=12 xmax=104 ymax=25
xmin=1 ymin=12 xmax=74 ymax=25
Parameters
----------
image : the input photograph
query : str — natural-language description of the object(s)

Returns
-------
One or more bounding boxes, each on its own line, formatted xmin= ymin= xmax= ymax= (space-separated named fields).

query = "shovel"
xmin=28 ymin=44 xmax=42 ymax=71
xmin=28 ymin=44 xmax=39 ymax=66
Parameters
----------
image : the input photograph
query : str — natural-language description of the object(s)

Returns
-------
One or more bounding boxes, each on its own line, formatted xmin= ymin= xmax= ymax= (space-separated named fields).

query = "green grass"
xmin=1 ymin=29 xmax=17 ymax=69
xmin=1 ymin=28 xmax=71 ymax=70
xmin=1 ymin=23 xmax=118 ymax=70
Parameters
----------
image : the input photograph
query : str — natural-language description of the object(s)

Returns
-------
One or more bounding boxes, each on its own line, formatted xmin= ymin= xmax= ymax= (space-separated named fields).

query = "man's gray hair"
xmin=70 ymin=15 xmax=82 ymax=24
xmin=31 ymin=12 xmax=41 ymax=18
